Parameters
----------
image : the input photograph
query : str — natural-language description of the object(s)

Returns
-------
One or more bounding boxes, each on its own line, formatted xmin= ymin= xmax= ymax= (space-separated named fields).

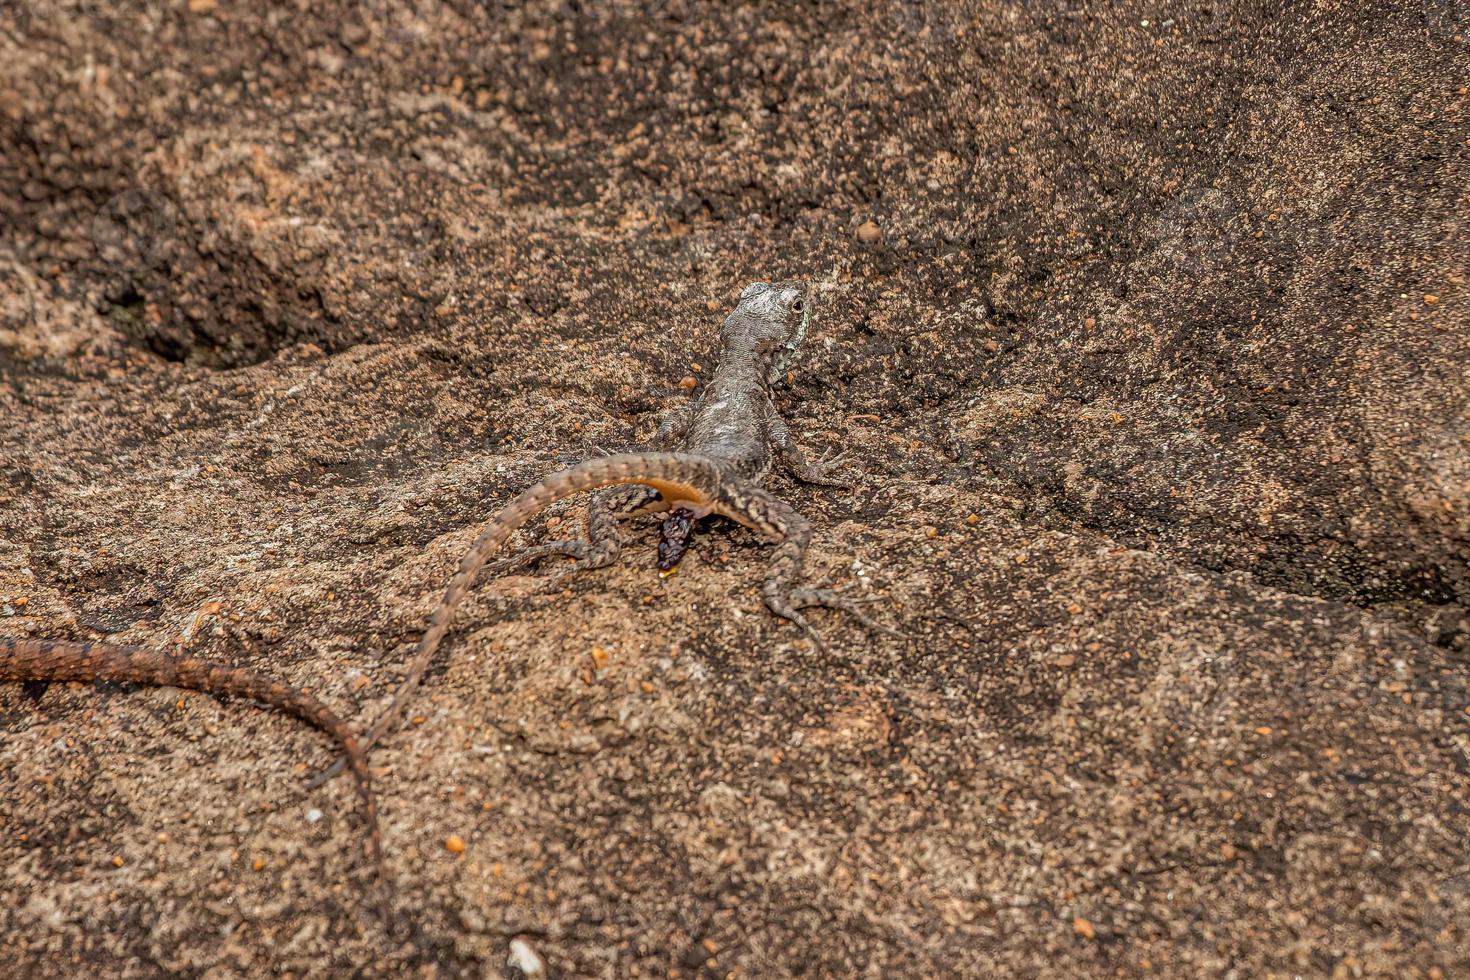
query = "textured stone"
xmin=1 ymin=1 xmax=1465 ymax=977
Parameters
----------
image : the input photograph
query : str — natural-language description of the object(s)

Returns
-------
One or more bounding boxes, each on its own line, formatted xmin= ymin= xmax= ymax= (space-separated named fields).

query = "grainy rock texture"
xmin=2 ymin=1 xmax=1467 ymax=977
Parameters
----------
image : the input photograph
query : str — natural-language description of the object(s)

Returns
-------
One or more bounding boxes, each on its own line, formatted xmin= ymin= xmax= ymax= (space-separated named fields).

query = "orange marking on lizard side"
xmin=642 ymin=478 xmax=712 ymax=505
xmin=550 ymin=474 xmax=710 ymax=507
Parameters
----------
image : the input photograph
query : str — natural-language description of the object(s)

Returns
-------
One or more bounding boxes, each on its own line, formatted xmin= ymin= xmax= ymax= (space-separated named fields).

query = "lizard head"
xmin=724 ymin=280 xmax=810 ymax=383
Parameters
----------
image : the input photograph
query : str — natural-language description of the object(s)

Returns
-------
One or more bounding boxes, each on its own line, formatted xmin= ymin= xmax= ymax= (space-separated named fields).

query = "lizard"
xmin=310 ymin=280 xmax=899 ymax=787
xmin=0 ymin=635 xmax=390 ymax=923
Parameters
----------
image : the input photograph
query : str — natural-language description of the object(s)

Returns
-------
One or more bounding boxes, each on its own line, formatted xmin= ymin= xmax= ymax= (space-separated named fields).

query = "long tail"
xmin=0 ymin=637 xmax=389 ymax=922
xmin=311 ymin=452 xmax=726 ymax=786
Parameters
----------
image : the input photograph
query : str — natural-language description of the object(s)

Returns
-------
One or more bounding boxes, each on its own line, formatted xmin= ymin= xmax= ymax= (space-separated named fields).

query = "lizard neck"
xmin=709 ymin=347 xmax=775 ymax=394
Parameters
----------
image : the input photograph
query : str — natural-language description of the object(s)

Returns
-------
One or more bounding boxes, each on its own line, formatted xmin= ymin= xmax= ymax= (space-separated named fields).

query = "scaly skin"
xmin=0 ymin=636 xmax=389 ymax=923
xmin=311 ymin=281 xmax=898 ymax=787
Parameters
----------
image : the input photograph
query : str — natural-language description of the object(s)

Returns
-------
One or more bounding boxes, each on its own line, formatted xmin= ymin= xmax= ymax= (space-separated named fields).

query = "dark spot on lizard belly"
xmin=657 ymin=505 xmax=700 ymax=571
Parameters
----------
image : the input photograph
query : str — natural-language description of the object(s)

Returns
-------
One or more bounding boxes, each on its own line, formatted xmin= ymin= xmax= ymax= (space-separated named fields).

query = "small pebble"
xmin=1073 ymin=916 xmax=1096 ymax=939
xmin=111 ymin=855 xmax=125 ymax=868
xmin=445 ymin=835 xmax=466 ymax=855
xmin=305 ymin=808 xmax=324 ymax=824
xmin=855 ymin=220 xmax=882 ymax=243
xmin=678 ymin=375 xmax=698 ymax=389
xmin=507 ymin=937 xmax=547 ymax=977
xmin=1055 ymin=654 xmax=1076 ymax=668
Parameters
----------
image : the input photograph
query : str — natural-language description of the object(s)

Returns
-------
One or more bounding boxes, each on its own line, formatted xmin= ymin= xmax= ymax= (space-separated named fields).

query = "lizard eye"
xmin=791 ymin=298 xmax=804 ymax=315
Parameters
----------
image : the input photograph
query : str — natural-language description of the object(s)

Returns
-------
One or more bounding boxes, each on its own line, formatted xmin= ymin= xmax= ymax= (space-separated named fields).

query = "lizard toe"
xmin=762 ymin=597 xmax=832 ymax=653
xmin=483 ymin=540 xmax=588 ymax=577
xmin=787 ymin=586 xmax=904 ymax=638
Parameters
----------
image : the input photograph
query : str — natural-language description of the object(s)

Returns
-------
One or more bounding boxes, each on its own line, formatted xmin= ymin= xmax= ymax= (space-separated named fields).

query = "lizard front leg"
xmin=654 ymin=402 xmax=696 ymax=448
xmin=767 ymin=414 xmax=852 ymax=488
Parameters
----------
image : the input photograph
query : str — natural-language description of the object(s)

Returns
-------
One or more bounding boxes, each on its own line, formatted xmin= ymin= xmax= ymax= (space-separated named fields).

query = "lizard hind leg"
xmin=482 ymin=484 xmax=668 ymax=588
xmin=731 ymin=486 xmax=901 ymax=650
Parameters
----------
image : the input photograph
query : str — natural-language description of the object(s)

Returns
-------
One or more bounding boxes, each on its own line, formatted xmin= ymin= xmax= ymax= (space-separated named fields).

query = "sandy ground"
xmin=1 ymin=1 xmax=1467 ymax=976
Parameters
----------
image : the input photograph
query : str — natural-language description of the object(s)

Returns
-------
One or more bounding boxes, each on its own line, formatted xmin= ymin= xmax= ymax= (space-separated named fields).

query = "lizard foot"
xmin=483 ymin=540 xmax=621 ymax=593
xmin=482 ymin=540 xmax=589 ymax=577
xmin=792 ymin=449 xmax=854 ymax=488
xmin=787 ymin=585 xmax=905 ymax=638
xmin=763 ymin=588 xmax=903 ymax=653
xmin=764 ymin=601 xmax=835 ymax=653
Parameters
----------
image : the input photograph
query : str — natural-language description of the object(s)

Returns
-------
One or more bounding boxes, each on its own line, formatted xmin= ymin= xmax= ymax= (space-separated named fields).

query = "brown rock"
xmin=1 ymin=2 xmax=1463 ymax=977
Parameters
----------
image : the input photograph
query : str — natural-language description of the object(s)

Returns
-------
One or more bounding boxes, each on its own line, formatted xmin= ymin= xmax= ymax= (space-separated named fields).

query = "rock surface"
xmin=1 ymin=1 xmax=1466 ymax=976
